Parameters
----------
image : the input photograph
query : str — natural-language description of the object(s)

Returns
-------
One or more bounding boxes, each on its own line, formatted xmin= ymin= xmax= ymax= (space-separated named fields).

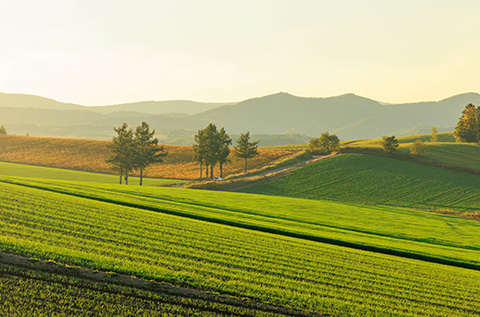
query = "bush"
xmin=379 ymin=135 xmax=399 ymax=153
xmin=410 ymin=139 xmax=426 ymax=156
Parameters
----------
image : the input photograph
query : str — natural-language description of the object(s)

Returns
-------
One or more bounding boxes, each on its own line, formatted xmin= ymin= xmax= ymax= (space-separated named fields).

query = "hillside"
xmin=241 ymin=154 xmax=480 ymax=216
xmin=2 ymin=91 xmax=480 ymax=141
xmin=3 ymin=179 xmax=480 ymax=315
xmin=0 ymin=134 xmax=293 ymax=180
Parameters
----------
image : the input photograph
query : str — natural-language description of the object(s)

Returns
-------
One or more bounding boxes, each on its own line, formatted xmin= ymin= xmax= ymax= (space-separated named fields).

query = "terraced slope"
xmin=2 ymin=176 xmax=480 ymax=269
xmin=2 ymin=180 xmax=480 ymax=316
xmin=242 ymin=154 xmax=480 ymax=214
xmin=0 ymin=161 xmax=181 ymax=186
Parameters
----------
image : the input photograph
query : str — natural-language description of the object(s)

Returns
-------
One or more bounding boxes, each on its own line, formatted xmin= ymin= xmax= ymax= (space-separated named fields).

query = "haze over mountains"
xmin=1 ymin=91 xmax=479 ymax=145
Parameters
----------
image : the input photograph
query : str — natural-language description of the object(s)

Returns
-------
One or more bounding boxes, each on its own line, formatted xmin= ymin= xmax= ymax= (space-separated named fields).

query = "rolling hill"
xmin=2 ymin=177 xmax=480 ymax=316
xmin=2 ymin=91 xmax=480 ymax=142
xmin=241 ymin=154 xmax=480 ymax=216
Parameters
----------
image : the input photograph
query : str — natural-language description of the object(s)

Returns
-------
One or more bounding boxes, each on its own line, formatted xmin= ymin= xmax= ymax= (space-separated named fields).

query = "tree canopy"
xmin=308 ymin=132 xmax=340 ymax=155
xmin=106 ymin=122 xmax=166 ymax=185
xmin=454 ymin=104 xmax=480 ymax=143
xmin=193 ymin=123 xmax=232 ymax=179
xmin=380 ymin=135 xmax=399 ymax=153
xmin=234 ymin=132 xmax=259 ymax=176
xmin=0 ymin=125 xmax=7 ymax=134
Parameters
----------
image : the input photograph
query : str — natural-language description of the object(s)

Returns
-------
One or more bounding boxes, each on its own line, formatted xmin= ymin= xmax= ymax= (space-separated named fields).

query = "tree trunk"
xmin=210 ymin=165 xmax=214 ymax=179
xmin=139 ymin=169 xmax=143 ymax=186
xmin=119 ymin=174 xmax=122 ymax=184
xmin=125 ymin=173 xmax=129 ymax=185
xmin=205 ymin=164 xmax=209 ymax=178
xmin=219 ymin=163 xmax=223 ymax=178
xmin=200 ymin=162 xmax=203 ymax=179
xmin=244 ymin=158 xmax=248 ymax=176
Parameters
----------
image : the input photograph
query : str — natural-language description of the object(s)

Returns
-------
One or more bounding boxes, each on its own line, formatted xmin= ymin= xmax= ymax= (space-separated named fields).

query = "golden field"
xmin=0 ymin=135 xmax=294 ymax=179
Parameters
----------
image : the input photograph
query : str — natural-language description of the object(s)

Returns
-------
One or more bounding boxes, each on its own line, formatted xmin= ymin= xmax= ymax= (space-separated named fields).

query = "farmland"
xmin=0 ymin=161 xmax=182 ymax=186
xmin=1 ymin=180 xmax=480 ymax=316
xmin=241 ymin=154 xmax=480 ymax=215
xmin=3 ymin=176 xmax=480 ymax=269
xmin=0 ymin=134 xmax=294 ymax=179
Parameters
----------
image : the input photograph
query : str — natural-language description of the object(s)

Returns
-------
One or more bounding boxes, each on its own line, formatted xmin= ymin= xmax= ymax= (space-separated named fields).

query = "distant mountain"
xmin=194 ymin=92 xmax=480 ymax=139
xmin=0 ymin=93 xmax=228 ymax=115
xmin=93 ymin=100 xmax=231 ymax=115
xmin=2 ymin=91 xmax=480 ymax=142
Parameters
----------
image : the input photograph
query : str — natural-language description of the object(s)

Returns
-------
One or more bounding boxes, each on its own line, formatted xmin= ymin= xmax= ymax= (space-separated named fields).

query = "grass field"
xmin=3 ymin=176 xmax=480 ymax=269
xmin=241 ymin=154 xmax=480 ymax=215
xmin=2 ymin=180 xmax=480 ymax=316
xmin=0 ymin=161 xmax=182 ymax=186
xmin=0 ymin=134 xmax=294 ymax=179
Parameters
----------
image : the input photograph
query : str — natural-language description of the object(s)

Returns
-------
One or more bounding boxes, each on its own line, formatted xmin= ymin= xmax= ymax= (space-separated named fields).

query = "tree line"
xmin=107 ymin=121 xmax=166 ymax=185
xmin=193 ymin=123 xmax=259 ymax=179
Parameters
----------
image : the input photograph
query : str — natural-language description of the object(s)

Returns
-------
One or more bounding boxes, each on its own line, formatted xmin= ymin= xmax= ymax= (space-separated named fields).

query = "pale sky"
xmin=1 ymin=0 xmax=479 ymax=105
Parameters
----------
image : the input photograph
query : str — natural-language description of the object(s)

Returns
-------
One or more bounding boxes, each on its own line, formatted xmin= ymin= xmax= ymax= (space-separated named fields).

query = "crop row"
xmin=0 ymin=262 xmax=287 ymax=316
xmin=242 ymin=154 xmax=480 ymax=214
xmin=1 ymin=181 xmax=480 ymax=316
xmin=3 ymin=176 xmax=480 ymax=269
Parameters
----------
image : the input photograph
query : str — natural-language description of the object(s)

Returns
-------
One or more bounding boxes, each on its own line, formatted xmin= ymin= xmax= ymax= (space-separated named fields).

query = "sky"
xmin=0 ymin=0 xmax=479 ymax=106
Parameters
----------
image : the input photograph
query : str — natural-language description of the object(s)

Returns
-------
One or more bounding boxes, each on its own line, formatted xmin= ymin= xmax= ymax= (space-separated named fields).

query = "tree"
xmin=217 ymin=128 xmax=232 ymax=178
xmin=106 ymin=123 xmax=136 ymax=184
xmin=410 ymin=139 xmax=426 ymax=156
xmin=454 ymin=104 xmax=480 ymax=143
xmin=234 ymin=132 xmax=259 ymax=176
xmin=193 ymin=128 xmax=207 ymax=179
xmin=431 ymin=127 xmax=438 ymax=142
xmin=379 ymin=135 xmax=399 ymax=153
xmin=203 ymin=123 xmax=221 ymax=179
xmin=308 ymin=132 xmax=340 ymax=155
xmin=134 ymin=121 xmax=167 ymax=186
xmin=0 ymin=125 xmax=7 ymax=134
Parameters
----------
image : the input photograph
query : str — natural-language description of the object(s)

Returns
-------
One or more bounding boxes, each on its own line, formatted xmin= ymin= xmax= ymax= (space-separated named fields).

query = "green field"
xmin=2 ymin=176 xmax=480 ymax=269
xmin=0 ymin=161 xmax=183 ymax=186
xmin=2 ymin=180 xmax=480 ymax=316
xmin=241 ymin=154 xmax=480 ymax=214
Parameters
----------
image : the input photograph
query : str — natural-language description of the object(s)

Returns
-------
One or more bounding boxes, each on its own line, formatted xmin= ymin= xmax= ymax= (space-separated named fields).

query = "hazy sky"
xmin=1 ymin=0 xmax=479 ymax=105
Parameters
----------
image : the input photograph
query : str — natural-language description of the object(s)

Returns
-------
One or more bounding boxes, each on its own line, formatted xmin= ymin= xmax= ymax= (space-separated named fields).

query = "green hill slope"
xmin=0 ymin=161 xmax=181 ymax=186
xmin=3 ymin=176 xmax=480 ymax=269
xmin=241 ymin=154 xmax=480 ymax=214
xmin=2 ymin=180 xmax=480 ymax=316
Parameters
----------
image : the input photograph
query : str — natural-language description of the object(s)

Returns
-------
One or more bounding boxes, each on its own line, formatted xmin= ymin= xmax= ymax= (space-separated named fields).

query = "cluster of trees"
xmin=454 ymin=104 xmax=479 ymax=142
xmin=193 ymin=124 xmax=259 ymax=179
xmin=308 ymin=132 xmax=340 ymax=155
xmin=106 ymin=122 xmax=166 ymax=185
xmin=0 ymin=125 xmax=7 ymax=134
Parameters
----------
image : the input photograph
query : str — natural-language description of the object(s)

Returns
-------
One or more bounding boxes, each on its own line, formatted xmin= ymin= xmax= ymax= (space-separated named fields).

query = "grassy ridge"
xmin=2 ymin=176 xmax=480 ymax=269
xmin=241 ymin=154 xmax=480 ymax=214
xmin=2 ymin=181 xmax=480 ymax=316
xmin=0 ymin=161 xmax=181 ymax=186
xmin=0 ymin=134 xmax=293 ymax=179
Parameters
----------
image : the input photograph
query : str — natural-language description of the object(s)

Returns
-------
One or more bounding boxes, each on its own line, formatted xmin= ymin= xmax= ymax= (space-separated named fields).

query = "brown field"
xmin=0 ymin=135 xmax=294 ymax=180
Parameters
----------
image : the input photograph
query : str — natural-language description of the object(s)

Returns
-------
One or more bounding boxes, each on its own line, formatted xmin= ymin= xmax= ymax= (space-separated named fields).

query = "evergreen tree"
xmin=134 ymin=121 xmax=167 ymax=186
xmin=454 ymin=104 xmax=480 ymax=143
xmin=193 ymin=128 xmax=207 ymax=179
xmin=218 ymin=128 xmax=232 ymax=178
xmin=234 ymin=132 xmax=259 ymax=176
xmin=106 ymin=123 xmax=136 ymax=184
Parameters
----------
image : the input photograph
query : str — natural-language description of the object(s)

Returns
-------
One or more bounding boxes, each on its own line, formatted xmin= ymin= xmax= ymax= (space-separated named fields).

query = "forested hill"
xmin=1 ymin=91 xmax=480 ymax=141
